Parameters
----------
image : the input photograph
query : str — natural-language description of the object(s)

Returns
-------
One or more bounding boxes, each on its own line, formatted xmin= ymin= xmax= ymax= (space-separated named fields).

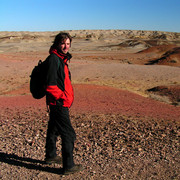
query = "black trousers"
xmin=45 ymin=105 xmax=76 ymax=170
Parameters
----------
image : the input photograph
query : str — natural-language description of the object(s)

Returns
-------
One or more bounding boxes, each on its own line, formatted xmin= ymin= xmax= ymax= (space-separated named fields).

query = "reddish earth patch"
xmin=0 ymin=84 xmax=179 ymax=121
xmin=138 ymin=44 xmax=177 ymax=54
xmin=138 ymin=45 xmax=180 ymax=66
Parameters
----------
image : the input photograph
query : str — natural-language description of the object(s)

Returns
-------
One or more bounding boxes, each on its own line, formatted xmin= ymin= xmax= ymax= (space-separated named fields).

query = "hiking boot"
xmin=63 ymin=164 xmax=84 ymax=175
xmin=45 ymin=156 xmax=62 ymax=164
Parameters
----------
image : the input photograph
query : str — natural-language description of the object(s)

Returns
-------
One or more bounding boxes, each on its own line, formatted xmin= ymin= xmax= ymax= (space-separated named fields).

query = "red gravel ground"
xmin=0 ymin=84 xmax=179 ymax=121
xmin=1 ymin=84 xmax=179 ymax=179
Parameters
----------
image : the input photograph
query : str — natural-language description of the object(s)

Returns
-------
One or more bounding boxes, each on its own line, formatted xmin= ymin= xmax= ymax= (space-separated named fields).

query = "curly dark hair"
xmin=52 ymin=32 xmax=72 ymax=49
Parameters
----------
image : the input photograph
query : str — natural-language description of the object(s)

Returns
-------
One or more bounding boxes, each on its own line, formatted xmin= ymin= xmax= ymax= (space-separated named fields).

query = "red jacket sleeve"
xmin=46 ymin=85 xmax=64 ymax=100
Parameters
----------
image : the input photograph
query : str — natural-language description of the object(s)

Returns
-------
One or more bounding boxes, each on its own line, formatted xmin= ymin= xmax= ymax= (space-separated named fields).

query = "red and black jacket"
xmin=45 ymin=48 xmax=74 ymax=108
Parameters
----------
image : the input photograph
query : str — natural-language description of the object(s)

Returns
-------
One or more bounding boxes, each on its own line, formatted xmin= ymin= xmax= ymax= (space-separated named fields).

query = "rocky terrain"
xmin=0 ymin=30 xmax=180 ymax=179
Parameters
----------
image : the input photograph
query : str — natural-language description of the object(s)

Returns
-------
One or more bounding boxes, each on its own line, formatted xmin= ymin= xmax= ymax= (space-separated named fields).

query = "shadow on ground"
xmin=0 ymin=152 xmax=63 ymax=175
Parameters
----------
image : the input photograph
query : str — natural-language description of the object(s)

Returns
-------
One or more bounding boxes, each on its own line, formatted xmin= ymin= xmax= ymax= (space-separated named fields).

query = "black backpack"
xmin=30 ymin=60 xmax=48 ymax=99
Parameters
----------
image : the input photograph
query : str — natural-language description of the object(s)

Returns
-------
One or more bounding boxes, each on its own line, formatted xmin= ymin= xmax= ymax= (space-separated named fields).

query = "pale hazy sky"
xmin=0 ymin=0 xmax=180 ymax=32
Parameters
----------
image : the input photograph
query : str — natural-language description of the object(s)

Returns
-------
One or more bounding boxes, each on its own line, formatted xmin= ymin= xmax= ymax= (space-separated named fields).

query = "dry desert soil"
xmin=0 ymin=30 xmax=180 ymax=179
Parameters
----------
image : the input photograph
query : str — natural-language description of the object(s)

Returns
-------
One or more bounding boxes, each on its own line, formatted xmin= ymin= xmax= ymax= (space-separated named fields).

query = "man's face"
xmin=58 ymin=38 xmax=71 ymax=54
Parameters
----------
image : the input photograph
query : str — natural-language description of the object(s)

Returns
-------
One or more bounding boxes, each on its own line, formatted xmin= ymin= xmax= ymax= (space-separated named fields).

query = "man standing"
xmin=44 ymin=32 xmax=83 ymax=175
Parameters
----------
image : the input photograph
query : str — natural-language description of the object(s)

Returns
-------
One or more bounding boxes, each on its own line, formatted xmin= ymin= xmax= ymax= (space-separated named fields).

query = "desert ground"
xmin=0 ymin=30 xmax=180 ymax=179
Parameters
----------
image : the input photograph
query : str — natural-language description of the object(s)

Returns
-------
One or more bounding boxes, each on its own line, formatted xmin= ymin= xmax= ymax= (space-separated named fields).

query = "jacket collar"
xmin=49 ymin=47 xmax=72 ymax=63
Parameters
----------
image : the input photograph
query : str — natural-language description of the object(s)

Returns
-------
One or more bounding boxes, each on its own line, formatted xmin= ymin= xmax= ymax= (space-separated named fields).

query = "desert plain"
xmin=0 ymin=30 xmax=180 ymax=179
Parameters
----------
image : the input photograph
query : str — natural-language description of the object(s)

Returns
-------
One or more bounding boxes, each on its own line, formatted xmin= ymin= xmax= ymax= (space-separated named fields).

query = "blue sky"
xmin=0 ymin=0 xmax=180 ymax=32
